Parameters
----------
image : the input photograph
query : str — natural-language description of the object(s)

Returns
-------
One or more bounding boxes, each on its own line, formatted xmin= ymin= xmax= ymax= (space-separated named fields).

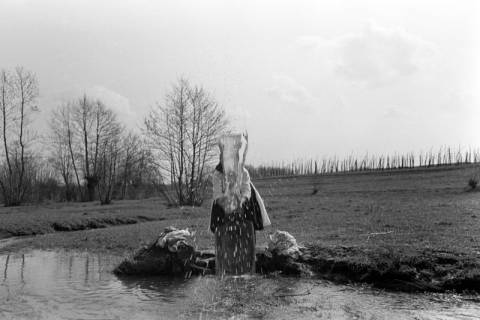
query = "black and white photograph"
xmin=0 ymin=0 xmax=479 ymax=319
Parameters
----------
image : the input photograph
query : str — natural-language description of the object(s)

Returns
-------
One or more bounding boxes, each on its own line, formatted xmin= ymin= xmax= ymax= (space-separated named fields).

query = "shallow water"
xmin=0 ymin=251 xmax=479 ymax=320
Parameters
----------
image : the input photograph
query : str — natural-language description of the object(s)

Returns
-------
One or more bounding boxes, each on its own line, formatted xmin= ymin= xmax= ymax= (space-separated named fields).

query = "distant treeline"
xmin=20 ymin=154 xmax=168 ymax=204
xmin=247 ymin=147 xmax=480 ymax=179
xmin=0 ymin=68 xmax=225 ymax=207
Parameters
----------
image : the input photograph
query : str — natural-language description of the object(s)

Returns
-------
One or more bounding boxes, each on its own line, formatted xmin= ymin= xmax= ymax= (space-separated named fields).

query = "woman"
xmin=210 ymin=134 xmax=270 ymax=276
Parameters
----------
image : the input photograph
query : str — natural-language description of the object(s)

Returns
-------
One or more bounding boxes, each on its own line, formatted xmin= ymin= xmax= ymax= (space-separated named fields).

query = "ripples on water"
xmin=0 ymin=251 xmax=479 ymax=319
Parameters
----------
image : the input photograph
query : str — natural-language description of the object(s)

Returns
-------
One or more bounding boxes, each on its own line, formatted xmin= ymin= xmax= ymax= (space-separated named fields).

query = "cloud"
xmin=297 ymin=22 xmax=438 ymax=87
xmin=34 ymin=85 xmax=140 ymax=135
xmin=85 ymin=85 xmax=139 ymax=129
xmin=266 ymin=75 xmax=316 ymax=112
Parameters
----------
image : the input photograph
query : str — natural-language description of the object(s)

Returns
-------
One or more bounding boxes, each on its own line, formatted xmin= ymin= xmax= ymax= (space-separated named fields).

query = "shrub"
xmin=468 ymin=177 xmax=478 ymax=190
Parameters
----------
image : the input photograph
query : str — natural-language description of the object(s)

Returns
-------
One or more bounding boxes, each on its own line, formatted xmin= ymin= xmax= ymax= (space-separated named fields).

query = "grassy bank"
xmin=0 ymin=198 xmax=173 ymax=239
xmin=1 ymin=165 xmax=479 ymax=292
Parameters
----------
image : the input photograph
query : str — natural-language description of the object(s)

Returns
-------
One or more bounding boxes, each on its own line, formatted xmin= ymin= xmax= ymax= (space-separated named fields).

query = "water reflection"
xmin=0 ymin=250 xmax=479 ymax=320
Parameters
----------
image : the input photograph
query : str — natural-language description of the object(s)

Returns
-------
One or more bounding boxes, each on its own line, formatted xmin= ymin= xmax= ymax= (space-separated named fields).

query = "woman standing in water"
xmin=210 ymin=133 xmax=270 ymax=276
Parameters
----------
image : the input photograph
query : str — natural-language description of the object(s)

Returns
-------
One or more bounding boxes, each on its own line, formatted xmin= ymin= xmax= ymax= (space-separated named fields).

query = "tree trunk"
xmin=86 ymin=176 xmax=97 ymax=202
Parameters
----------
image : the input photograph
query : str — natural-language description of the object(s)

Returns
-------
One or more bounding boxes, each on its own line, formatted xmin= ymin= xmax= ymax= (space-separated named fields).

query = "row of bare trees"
xmin=46 ymin=78 xmax=227 ymax=206
xmin=0 ymin=67 xmax=227 ymax=207
xmin=48 ymin=95 xmax=169 ymax=204
xmin=248 ymin=147 xmax=480 ymax=178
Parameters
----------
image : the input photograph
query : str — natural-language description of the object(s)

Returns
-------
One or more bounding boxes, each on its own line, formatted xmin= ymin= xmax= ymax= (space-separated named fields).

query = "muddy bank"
xmin=115 ymin=230 xmax=480 ymax=293
xmin=49 ymin=215 xmax=160 ymax=232
xmin=274 ymin=245 xmax=480 ymax=293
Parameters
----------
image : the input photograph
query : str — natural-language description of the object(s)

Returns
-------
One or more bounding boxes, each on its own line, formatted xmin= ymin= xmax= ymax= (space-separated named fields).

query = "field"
xmin=1 ymin=165 xmax=480 ymax=290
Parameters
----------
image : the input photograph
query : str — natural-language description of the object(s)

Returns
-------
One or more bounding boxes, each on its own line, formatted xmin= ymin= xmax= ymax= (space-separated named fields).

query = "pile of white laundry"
xmin=267 ymin=230 xmax=302 ymax=258
xmin=156 ymin=226 xmax=196 ymax=252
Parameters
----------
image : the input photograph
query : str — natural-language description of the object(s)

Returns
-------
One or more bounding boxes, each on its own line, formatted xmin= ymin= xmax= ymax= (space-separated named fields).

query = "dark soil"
xmin=292 ymin=245 xmax=480 ymax=293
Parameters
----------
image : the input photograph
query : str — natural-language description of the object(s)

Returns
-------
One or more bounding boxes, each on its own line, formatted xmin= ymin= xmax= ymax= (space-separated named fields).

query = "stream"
xmin=1 ymin=250 xmax=479 ymax=319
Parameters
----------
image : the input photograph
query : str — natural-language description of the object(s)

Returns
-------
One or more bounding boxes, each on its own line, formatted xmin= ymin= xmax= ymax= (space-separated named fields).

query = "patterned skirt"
xmin=214 ymin=217 xmax=256 ymax=276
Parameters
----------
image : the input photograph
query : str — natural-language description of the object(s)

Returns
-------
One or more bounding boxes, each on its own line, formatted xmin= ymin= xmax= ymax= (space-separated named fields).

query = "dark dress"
xmin=214 ymin=209 xmax=256 ymax=276
xmin=210 ymin=182 xmax=264 ymax=276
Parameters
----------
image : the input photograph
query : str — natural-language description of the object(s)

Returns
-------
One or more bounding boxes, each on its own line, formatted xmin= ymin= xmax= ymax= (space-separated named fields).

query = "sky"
xmin=0 ymin=0 xmax=478 ymax=164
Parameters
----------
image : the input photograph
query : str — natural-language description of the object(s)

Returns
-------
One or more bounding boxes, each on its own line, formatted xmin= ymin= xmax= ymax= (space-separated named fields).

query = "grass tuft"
xmin=468 ymin=176 xmax=478 ymax=190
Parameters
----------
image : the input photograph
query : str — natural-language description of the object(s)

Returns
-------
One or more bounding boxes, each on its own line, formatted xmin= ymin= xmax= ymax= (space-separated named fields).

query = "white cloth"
xmin=251 ymin=183 xmax=271 ymax=227
xmin=268 ymin=230 xmax=300 ymax=257
xmin=212 ymin=168 xmax=251 ymax=203
xmin=156 ymin=228 xmax=194 ymax=252
xmin=211 ymin=168 xmax=271 ymax=228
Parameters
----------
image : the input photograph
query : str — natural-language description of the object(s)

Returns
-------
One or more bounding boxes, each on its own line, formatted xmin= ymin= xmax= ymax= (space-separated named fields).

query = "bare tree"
xmin=97 ymin=125 xmax=122 ymax=205
xmin=117 ymin=138 xmax=170 ymax=201
xmin=118 ymin=132 xmax=142 ymax=199
xmin=0 ymin=67 xmax=39 ymax=206
xmin=49 ymin=105 xmax=76 ymax=201
xmin=48 ymin=95 xmax=122 ymax=202
xmin=144 ymin=78 xmax=227 ymax=206
xmin=115 ymin=134 xmax=172 ymax=201
xmin=30 ymin=159 xmax=60 ymax=203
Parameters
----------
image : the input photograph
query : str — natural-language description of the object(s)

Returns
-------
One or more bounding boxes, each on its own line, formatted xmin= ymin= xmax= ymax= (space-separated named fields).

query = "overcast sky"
xmin=0 ymin=0 xmax=478 ymax=164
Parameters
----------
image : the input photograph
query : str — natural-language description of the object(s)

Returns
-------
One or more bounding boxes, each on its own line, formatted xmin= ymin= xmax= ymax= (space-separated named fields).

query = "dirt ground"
xmin=1 ymin=165 xmax=480 ymax=290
